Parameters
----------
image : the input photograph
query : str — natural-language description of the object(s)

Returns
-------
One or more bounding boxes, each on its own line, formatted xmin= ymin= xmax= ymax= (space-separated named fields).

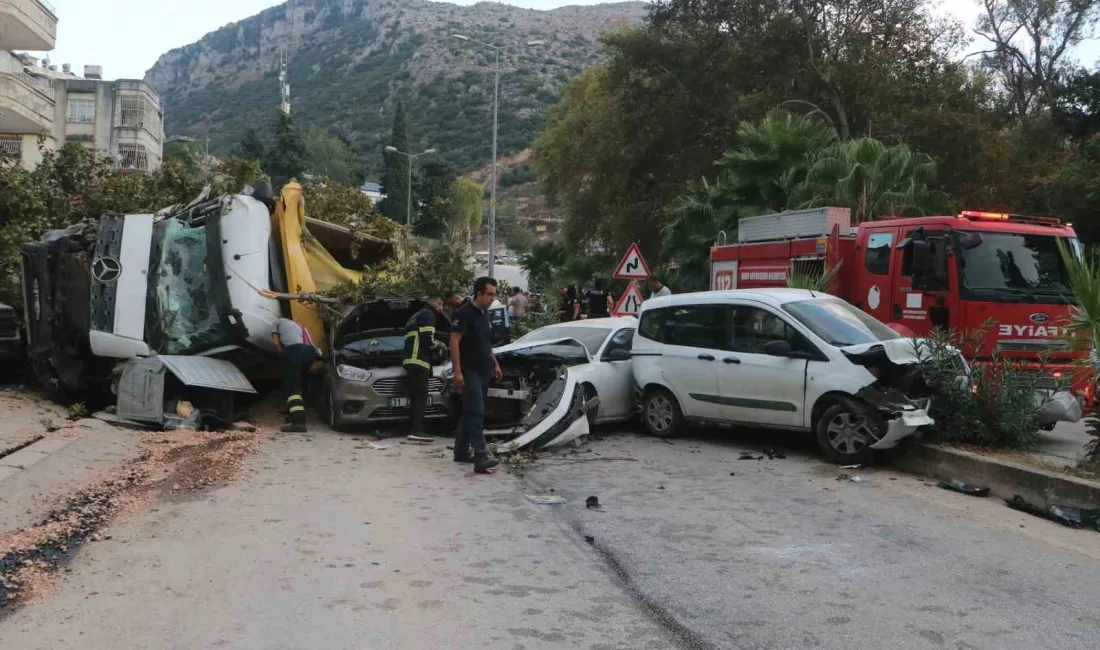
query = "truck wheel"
xmin=642 ymin=388 xmax=682 ymax=438
xmin=815 ymin=403 xmax=880 ymax=465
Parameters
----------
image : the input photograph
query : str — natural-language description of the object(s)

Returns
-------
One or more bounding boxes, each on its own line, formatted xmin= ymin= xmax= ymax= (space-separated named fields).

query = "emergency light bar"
xmin=959 ymin=210 xmax=1062 ymax=226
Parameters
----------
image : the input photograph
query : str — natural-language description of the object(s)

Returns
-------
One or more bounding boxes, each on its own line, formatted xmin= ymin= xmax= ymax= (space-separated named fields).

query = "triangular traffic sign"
xmin=613 ymin=243 xmax=651 ymax=280
xmin=612 ymin=281 xmax=646 ymax=317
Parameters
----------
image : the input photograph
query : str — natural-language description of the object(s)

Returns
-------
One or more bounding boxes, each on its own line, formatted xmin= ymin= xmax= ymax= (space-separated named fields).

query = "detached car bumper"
xmin=871 ymin=408 xmax=935 ymax=450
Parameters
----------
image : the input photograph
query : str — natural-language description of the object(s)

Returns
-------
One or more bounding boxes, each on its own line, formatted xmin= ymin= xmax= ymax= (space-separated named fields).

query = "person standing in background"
xmin=581 ymin=278 xmax=613 ymax=319
xmin=508 ymin=286 xmax=528 ymax=320
xmin=272 ymin=317 xmax=321 ymax=433
xmin=559 ymin=286 xmax=577 ymax=323
xmin=403 ymin=297 xmax=447 ymax=439
xmin=647 ymin=274 xmax=672 ymax=299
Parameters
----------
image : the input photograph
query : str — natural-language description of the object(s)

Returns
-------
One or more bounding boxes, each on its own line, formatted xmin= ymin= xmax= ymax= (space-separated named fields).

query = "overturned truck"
xmin=19 ymin=183 xmax=393 ymax=403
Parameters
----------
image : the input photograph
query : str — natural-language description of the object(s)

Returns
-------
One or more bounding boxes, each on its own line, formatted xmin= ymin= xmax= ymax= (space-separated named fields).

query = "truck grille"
xmin=997 ymin=339 xmax=1067 ymax=353
xmin=1006 ymin=369 xmax=1065 ymax=391
xmin=372 ymin=376 xmax=446 ymax=396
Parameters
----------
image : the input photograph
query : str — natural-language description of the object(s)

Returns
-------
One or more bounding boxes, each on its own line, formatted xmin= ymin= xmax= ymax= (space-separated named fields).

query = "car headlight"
xmin=442 ymin=365 xmax=454 ymax=380
xmin=337 ymin=365 xmax=372 ymax=382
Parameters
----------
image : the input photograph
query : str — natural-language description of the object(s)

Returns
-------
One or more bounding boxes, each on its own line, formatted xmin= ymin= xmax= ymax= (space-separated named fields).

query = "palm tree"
xmin=660 ymin=178 xmax=738 ymax=293
xmin=718 ymin=111 xmax=837 ymax=214
xmin=795 ymin=138 xmax=949 ymax=222
xmin=521 ymin=241 xmax=569 ymax=292
xmin=1057 ymin=238 xmax=1100 ymax=463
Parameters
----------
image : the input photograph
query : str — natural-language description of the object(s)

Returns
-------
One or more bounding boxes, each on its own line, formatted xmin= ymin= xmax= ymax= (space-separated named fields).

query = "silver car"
xmin=320 ymin=299 xmax=454 ymax=431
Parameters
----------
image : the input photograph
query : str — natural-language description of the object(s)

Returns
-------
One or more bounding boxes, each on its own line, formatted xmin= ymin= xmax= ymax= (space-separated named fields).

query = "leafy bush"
xmin=513 ymin=310 xmax=558 ymax=338
xmin=915 ymin=328 xmax=1042 ymax=450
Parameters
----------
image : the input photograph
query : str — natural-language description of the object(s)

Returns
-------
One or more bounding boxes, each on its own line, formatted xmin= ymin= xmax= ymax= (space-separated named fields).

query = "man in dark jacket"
xmin=450 ymin=277 xmax=502 ymax=473
xmin=404 ymin=297 xmax=446 ymax=438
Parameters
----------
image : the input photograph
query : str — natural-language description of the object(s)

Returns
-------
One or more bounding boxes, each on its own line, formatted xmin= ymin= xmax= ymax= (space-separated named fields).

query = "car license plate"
xmin=388 ymin=397 xmax=433 ymax=408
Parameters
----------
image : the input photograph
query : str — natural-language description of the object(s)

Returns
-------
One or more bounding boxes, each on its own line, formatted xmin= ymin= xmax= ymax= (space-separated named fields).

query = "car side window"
xmin=866 ymin=232 xmax=893 ymax=276
xmin=606 ymin=328 xmax=634 ymax=352
xmin=730 ymin=307 xmax=811 ymax=354
xmin=660 ymin=305 xmax=730 ymax=350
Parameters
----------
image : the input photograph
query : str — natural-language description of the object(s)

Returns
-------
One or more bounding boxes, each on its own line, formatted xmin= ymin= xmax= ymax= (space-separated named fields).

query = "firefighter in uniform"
xmin=272 ymin=317 xmax=320 ymax=433
xmin=403 ymin=297 xmax=447 ymax=437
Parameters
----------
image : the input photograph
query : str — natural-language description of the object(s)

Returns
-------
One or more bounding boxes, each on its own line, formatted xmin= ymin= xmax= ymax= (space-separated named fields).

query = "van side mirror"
xmin=764 ymin=340 xmax=794 ymax=357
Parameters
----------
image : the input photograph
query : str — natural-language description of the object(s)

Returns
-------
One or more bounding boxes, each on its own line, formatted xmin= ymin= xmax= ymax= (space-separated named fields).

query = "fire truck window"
xmin=865 ymin=232 xmax=894 ymax=275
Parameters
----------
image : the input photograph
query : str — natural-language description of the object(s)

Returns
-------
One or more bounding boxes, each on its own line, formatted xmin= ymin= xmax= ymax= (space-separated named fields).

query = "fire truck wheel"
xmin=642 ymin=388 xmax=683 ymax=438
xmin=815 ymin=403 xmax=880 ymax=465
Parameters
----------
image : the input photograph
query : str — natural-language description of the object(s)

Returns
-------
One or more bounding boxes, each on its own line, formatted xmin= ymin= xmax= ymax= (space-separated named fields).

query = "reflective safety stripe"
xmin=418 ymin=326 xmax=436 ymax=334
xmin=403 ymin=358 xmax=430 ymax=369
xmin=287 ymin=394 xmax=303 ymax=404
xmin=405 ymin=331 xmax=418 ymax=338
xmin=289 ymin=405 xmax=306 ymax=413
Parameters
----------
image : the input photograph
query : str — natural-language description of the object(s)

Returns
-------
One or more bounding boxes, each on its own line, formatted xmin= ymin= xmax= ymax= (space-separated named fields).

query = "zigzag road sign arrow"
xmin=613 ymin=243 xmax=650 ymax=280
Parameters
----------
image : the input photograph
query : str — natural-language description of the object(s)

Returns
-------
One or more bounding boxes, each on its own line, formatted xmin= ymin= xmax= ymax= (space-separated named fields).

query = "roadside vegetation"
xmin=1058 ymin=240 xmax=1100 ymax=466
xmin=916 ymin=328 xmax=1043 ymax=451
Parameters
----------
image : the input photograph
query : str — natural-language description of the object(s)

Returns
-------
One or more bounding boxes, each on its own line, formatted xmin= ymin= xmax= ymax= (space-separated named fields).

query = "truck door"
xmin=853 ymin=227 xmax=898 ymax=323
xmin=891 ymin=227 xmax=952 ymax=336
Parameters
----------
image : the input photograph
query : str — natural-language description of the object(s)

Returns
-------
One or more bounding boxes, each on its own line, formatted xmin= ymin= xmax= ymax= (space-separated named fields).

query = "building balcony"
xmin=0 ymin=0 xmax=58 ymax=51
xmin=0 ymin=71 xmax=55 ymax=134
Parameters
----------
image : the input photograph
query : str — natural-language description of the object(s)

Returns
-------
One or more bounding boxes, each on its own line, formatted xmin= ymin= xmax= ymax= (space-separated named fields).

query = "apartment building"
xmin=0 ymin=0 xmax=164 ymax=171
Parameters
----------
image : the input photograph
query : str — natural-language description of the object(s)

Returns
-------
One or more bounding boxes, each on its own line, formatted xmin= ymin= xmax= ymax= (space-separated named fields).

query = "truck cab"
xmin=710 ymin=208 xmax=1089 ymax=426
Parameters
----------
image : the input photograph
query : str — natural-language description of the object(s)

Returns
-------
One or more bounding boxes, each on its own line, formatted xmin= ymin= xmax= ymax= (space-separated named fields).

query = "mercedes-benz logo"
xmin=92 ymin=257 xmax=122 ymax=284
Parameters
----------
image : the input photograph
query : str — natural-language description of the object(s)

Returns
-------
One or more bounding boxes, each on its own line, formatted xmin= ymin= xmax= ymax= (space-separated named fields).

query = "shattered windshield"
xmin=516 ymin=326 xmax=612 ymax=355
xmin=958 ymin=232 xmax=1078 ymax=302
xmin=150 ymin=220 xmax=233 ymax=354
xmin=783 ymin=299 xmax=900 ymax=348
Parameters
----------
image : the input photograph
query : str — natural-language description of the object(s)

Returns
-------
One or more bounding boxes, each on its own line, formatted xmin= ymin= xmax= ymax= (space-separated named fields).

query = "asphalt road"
xmin=4 ymin=423 xmax=1100 ymax=649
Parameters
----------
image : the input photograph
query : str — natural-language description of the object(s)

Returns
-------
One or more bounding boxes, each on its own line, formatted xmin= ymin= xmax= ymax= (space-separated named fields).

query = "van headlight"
xmin=442 ymin=364 xmax=454 ymax=380
xmin=337 ymin=365 xmax=372 ymax=382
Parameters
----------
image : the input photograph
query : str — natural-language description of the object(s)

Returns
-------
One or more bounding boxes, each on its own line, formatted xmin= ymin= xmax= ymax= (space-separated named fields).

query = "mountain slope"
xmin=146 ymin=0 xmax=645 ymax=172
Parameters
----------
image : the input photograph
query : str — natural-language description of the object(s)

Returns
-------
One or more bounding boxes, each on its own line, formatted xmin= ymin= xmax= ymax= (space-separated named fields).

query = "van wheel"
xmin=642 ymin=388 xmax=682 ymax=437
xmin=324 ymin=385 xmax=346 ymax=433
xmin=816 ymin=403 xmax=880 ymax=465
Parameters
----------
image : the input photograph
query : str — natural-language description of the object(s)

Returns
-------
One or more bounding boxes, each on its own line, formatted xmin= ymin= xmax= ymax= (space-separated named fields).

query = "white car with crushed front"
xmin=633 ymin=289 xmax=941 ymax=465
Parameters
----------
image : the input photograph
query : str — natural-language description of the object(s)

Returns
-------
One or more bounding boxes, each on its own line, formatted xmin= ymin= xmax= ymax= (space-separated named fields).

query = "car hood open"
xmin=840 ymin=338 xmax=922 ymax=369
xmin=494 ymin=337 xmax=592 ymax=361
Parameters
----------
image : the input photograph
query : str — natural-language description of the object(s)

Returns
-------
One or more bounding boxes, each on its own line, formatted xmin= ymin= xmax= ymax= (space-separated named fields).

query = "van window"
xmin=730 ymin=307 xmax=808 ymax=354
xmin=866 ymin=232 xmax=893 ymax=275
xmin=638 ymin=305 xmax=729 ymax=350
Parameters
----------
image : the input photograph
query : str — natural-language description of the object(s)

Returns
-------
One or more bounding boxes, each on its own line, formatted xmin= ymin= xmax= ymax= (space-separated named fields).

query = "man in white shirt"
xmin=647 ymin=274 xmax=672 ymax=299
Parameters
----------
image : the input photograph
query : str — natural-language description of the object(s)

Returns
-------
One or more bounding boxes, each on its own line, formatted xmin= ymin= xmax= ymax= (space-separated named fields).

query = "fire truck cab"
xmin=710 ymin=207 xmax=1088 ymax=427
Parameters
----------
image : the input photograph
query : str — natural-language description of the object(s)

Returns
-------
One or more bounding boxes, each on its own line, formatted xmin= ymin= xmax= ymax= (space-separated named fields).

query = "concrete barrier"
xmin=892 ymin=443 xmax=1100 ymax=510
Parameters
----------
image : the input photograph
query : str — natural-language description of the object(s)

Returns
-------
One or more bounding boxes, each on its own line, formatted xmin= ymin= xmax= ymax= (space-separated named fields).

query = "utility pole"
xmin=384 ymin=146 xmax=437 ymax=227
xmin=452 ymin=34 xmax=545 ymax=279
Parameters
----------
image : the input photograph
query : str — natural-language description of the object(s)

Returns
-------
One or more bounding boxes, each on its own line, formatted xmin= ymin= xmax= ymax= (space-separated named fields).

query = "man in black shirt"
xmin=581 ymin=278 xmax=614 ymax=319
xmin=450 ymin=277 xmax=503 ymax=473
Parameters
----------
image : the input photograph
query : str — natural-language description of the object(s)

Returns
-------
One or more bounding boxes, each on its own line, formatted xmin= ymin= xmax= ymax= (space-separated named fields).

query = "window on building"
xmin=0 ymin=135 xmax=22 ymax=162
xmin=117 ymin=143 xmax=148 ymax=171
xmin=120 ymin=96 xmax=146 ymax=128
xmin=67 ymin=99 xmax=96 ymax=124
xmin=865 ymin=232 xmax=894 ymax=275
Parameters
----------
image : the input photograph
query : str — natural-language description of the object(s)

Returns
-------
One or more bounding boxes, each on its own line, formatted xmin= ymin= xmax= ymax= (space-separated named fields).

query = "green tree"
xmin=303 ymin=126 xmax=366 ymax=187
xmin=412 ymin=158 xmax=458 ymax=237
xmin=236 ymin=127 xmax=268 ymax=163
xmin=162 ymin=138 xmax=205 ymax=183
xmin=660 ymin=178 xmax=739 ymax=292
xmin=381 ymin=99 xmax=411 ymax=222
xmin=266 ymin=111 xmax=307 ymax=189
xmin=521 ymin=241 xmax=569 ymax=292
xmin=796 ymin=138 xmax=949 ymax=222
xmin=718 ymin=111 xmax=837 ymax=214
xmin=501 ymin=222 xmax=537 ymax=253
xmin=443 ymin=177 xmax=484 ymax=248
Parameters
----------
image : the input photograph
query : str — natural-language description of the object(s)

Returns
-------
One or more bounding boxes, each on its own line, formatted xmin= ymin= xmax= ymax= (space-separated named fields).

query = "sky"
xmin=28 ymin=0 xmax=1100 ymax=81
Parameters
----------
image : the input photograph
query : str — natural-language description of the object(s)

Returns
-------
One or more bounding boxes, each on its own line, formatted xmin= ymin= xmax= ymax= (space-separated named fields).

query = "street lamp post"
xmin=384 ymin=146 xmax=437 ymax=227
xmin=452 ymin=34 xmax=545 ymax=280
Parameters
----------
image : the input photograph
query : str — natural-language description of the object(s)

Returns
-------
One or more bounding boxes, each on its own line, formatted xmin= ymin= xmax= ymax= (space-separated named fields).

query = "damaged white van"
xmin=633 ymin=289 xmax=947 ymax=464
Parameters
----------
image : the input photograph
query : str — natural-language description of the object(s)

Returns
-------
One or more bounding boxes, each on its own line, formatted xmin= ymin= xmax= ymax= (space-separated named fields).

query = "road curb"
xmin=891 ymin=443 xmax=1100 ymax=510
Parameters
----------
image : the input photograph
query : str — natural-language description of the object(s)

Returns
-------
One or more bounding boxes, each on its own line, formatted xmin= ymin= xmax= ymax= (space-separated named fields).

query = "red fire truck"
xmin=709 ymin=207 xmax=1089 ymax=426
